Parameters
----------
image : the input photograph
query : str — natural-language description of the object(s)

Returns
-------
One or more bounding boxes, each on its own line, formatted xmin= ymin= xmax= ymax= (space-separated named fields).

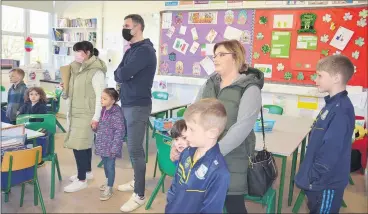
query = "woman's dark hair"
xmin=170 ymin=119 xmax=187 ymax=139
xmin=24 ymin=87 xmax=48 ymax=103
xmin=73 ymin=41 xmax=99 ymax=57
xmin=103 ymin=88 xmax=120 ymax=103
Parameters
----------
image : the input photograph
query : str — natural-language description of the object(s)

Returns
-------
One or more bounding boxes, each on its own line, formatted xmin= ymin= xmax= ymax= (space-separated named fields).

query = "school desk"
xmin=255 ymin=114 xmax=314 ymax=213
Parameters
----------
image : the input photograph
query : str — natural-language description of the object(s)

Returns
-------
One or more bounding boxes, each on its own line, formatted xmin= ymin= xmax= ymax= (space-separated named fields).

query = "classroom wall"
xmin=55 ymin=1 xmax=368 ymax=123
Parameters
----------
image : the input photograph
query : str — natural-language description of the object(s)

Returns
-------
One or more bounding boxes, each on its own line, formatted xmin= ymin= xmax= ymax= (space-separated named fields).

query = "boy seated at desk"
xmin=295 ymin=55 xmax=355 ymax=213
xmin=165 ymin=98 xmax=230 ymax=213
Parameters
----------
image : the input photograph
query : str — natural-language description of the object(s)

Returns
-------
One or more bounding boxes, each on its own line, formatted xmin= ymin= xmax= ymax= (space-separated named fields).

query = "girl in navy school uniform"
xmin=18 ymin=87 xmax=48 ymax=167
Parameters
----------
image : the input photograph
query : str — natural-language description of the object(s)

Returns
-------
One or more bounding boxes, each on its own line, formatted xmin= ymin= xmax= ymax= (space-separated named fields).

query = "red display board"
xmin=252 ymin=7 xmax=368 ymax=87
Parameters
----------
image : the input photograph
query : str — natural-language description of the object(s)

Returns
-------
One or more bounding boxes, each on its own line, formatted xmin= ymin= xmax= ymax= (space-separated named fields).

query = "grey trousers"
xmin=123 ymin=105 xmax=152 ymax=196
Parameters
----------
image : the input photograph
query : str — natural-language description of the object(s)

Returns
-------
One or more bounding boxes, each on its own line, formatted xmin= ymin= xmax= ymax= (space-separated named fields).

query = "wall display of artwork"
xmin=253 ymin=7 xmax=367 ymax=87
xmin=159 ymin=9 xmax=255 ymax=77
xmin=159 ymin=6 xmax=367 ymax=87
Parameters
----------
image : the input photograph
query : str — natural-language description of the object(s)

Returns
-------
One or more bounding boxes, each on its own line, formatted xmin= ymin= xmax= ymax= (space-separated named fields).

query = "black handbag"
xmin=247 ymin=107 xmax=278 ymax=197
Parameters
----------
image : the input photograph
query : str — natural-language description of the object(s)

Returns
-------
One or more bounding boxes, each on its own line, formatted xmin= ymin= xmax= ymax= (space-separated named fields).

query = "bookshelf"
xmin=52 ymin=17 xmax=98 ymax=80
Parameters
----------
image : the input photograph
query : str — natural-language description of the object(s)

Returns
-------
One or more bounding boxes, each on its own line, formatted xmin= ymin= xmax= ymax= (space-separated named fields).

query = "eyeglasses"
xmin=213 ymin=52 xmax=234 ymax=59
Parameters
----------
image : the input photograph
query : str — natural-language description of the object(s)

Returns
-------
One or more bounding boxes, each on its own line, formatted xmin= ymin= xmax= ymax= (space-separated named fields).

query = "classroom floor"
xmin=2 ymin=118 xmax=368 ymax=213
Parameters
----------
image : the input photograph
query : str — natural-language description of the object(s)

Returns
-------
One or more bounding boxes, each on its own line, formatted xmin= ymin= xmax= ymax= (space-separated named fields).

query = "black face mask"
xmin=122 ymin=28 xmax=133 ymax=41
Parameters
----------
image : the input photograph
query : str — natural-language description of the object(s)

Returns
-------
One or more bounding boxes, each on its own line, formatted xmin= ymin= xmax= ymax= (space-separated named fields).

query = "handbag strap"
xmin=260 ymin=106 xmax=266 ymax=150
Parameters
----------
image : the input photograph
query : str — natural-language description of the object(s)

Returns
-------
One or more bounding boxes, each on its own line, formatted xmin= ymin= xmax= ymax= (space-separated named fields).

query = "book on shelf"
xmin=52 ymin=28 xmax=64 ymax=41
xmin=53 ymin=46 xmax=72 ymax=56
xmin=57 ymin=18 xmax=97 ymax=28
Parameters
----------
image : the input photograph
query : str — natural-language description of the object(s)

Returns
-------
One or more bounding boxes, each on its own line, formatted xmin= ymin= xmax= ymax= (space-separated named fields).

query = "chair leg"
xmin=34 ymin=181 xmax=38 ymax=206
xmin=56 ymin=119 xmax=66 ymax=133
xmin=35 ymin=179 xmax=46 ymax=214
xmin=266 ymin=189 xmax=276 ymax=214
xmin=54 ymin=153 xmax=62 ymax=181
xmin=153 ymin=153 xmax=158 ymax=178
xmin=20 ymin=183 xmax=25 ymax=207
xmin=145 ymin=174 xmax=166 ymax=210
xmin=97 ymin=159 xmax=104 ymax=168
xmin=292 ymin=190 xmax=305 ymax=213
xmin=4 ymin=191 xmax=9 ymax=203
xmin=50 ymin=156 xmax=56 ymax=199
xmin=349 ymin=175 xmax=354 ymax=185
xmin=162 ymin=180 xmax=165 ymax=193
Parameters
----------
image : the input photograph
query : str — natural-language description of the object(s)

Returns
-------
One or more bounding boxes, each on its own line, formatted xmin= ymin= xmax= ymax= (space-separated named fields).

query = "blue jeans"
xmin=103 ymin=157 xmax=116 ymax=187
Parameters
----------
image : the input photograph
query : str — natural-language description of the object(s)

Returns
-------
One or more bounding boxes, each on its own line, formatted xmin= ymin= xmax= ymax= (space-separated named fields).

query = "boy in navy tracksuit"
xmin=295 ymin=55 xmax=355 ymax=214
xmin=166 ymin=98 xmax=230 ymax=213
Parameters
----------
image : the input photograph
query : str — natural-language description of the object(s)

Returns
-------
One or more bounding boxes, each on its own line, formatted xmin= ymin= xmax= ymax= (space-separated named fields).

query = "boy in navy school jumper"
xmin=169 ymin=119 xmax=189 ymax=166
xmin=295 ymin=55 xmax=355 ymax=214
xmin=166 ymin=98 xmax=230 ymax=213
xmin=6 ymin=68 xmax=28 ymax=125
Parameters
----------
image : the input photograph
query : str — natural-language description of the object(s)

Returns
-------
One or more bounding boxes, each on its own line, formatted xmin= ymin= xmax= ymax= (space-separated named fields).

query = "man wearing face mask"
xmin=114 ymin=14 xmax=157 ymax=212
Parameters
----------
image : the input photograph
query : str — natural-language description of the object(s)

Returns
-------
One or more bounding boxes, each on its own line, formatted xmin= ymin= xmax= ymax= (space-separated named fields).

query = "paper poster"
xmin=188 ymin=11 xmax=218 ymax=24
xmin=224 ymin=10 xmax=235 ymax=25
xmin=296 ymin=35 xmax=318 ymax=50
xmin=191 ymin=27 xmax=199 ymax=40
xmin=166 ymin=26 xmax=175 ymax=38
xmin=308 ymin=1 xmax=328 ymax=4
xmin=179 ymin=25 xmax=187 ymax=35
xmin=160 ymin=43 xmax=168 ymax=55
xmin=273 ymin=14 xmax=294 ymax=29
xmin=329 ymin=26 xmax=354 ymax=51
xmin=165 ymin=1 xmax=179 ymax=7
xmin=175 ymin=61 xmax=184 ymax=75
xmin=286 ymin=1 xmax=305 ymax=5
xmin=240 ymin=30 xmax=251 ymax=44
xmin=175 ymin=13 xmax=184 ymax=25
xmin=179 ymin=0 xmax=193 ymax=6
xmin=158 ymin=80 xmax=168 ymax=91
xmin=206 ymin=29 xmax=218 ymax=43
xmin=194 ymin=0 xmax=209 ymax=6
xmin=200 ymin=56 xmax=215 ymax=75
xmin=224 ymin=26 xmax=243 ymax=41
xmin=254 ymin=64 xmax=273 ymax=78
xmin=192 ymin=62 xmax=202 ymax=76
xmin=190 ymin=41 xmax=200 ymax=54
xmin=201 ymin=44 xmax=215 ymax=56
xmin=238 ymin=10 xmax=248 ymax=24
xmin=173 ymin=38 xmax=189 ymax=55
xmin=162 ymin=13 xmax=172 ymax=29
xmin=270 ymin=31 xmax=291 ymax=58
xmin=297 ymin=96 xmax=318 ymax=110
xmin=291 ymin=50 xmax=319 ymax=71
xmin=227 ymin=0 xmax=243 ymax=7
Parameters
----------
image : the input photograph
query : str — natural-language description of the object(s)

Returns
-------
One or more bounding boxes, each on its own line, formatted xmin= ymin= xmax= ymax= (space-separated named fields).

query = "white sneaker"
xmin=118 ymin=180 xmax=134 ymax=192
xmin=100 ymin=178 xmax=108 ymax=191
xmin=100 ymin=187 xmax=113 ymax=201
xmin=120 ymin=193 xmax=146 ymax=212
xmin=69 ymin=172 xmax=94 ymax=182
xmin=64 ymin=180 xmax=88 ymax=193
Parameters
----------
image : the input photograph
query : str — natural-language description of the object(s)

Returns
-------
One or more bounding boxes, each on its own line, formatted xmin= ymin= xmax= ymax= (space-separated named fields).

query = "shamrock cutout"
xmin=320 ymin=34 xmax=329 ymax=43
xmin=261 ymin=44 xmax=271 ymax=54
xmin=355 ymin=37 xmax=365 ymax=47
xmin=284 ymin=72 xmax=292 ymax=80
xmin=256 ymin=32 xmax=264 ymax=40
xmin=359 ymin=9 xmax=368 ymax=19
xmin=297 ymin=72 xmax=304 ymax=81
xmin=323 ymin=14 xmax=332 ymax=23
xmin=333 ymin=50 xmax=341 ymax=55
xmin=310 ymin=73 xmax=317 ymax=81
xmin=352 ymin=51 xmax=360 ymax=59
xmin=343 ymin=12 xmax=353 ymax=21
xmin=259 ymin=16 xmax=268 ymax=25
xmin=253 ymin=52 xmax=260 ymax=59
xmin=321 ymin=49 xmax=329 ymax=56
xmin=357 ymin=18 xmax=367 ymax=27
xmin=277 ymin=63 xmax=284 ymax=71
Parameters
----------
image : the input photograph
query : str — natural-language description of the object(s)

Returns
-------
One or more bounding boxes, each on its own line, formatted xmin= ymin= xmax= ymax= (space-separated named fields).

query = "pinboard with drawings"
xmin=158 ymin=9 xmax=255 ymax=78
xmin=158 ymin=6 xmax=368 ymax=88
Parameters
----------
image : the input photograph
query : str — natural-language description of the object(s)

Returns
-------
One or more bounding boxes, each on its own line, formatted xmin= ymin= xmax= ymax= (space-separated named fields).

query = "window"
xmin=1 ymin=5 xmax=24 ymax=33
xmin=1 ymin=5 xmax=51 ymax=66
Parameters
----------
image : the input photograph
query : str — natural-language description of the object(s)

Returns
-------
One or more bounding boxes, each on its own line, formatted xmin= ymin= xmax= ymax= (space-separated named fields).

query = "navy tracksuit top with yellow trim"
xmin=165 ymin=143 xmax=230 ymax=213
xmin=295 ymin=90 xmax=355 ymax=191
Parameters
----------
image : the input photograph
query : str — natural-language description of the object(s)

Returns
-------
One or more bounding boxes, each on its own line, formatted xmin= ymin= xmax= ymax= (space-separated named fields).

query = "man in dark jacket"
xmin=114 ymin=14 xmax=157 ymax=213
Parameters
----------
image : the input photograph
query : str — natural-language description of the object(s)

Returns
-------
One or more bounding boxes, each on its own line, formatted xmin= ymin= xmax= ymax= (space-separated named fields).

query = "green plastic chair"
xmin=145 ymin=133 xmax=177 ymax=210
xmin=263 ymin=104 xmax=284 ymax=115
xmin=16 ymin=114 xmax=62 ymax=199
xmin=176 ymin=108 xmax=186 ymax=117
xmin=1 ymin=146 xmax=46 ymax=214
xmin=47 ymin=89 xmax=66 ymax=133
